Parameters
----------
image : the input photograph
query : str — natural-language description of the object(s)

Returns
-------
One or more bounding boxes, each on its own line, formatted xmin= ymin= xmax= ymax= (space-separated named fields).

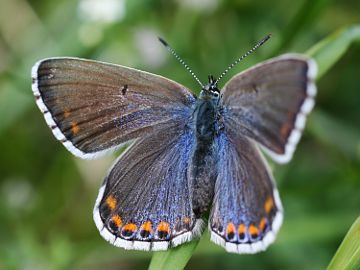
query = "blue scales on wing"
xmin=93 ymin=126 xmax=205 ymax=251
xmin=209 ymin=132 xmax=283 ymax=254
xmin=207 ymin=54 xmax=317 ymax=253
xmin=32 ymin=51 xmax=317 ymax=254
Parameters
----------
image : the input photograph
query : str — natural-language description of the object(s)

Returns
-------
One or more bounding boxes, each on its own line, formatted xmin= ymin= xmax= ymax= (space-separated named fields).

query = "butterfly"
xmin=31 ymin=35 xmax=317 ymax=254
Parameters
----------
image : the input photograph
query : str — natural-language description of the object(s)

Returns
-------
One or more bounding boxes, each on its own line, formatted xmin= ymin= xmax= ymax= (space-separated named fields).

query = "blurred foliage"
xmin=0 ymin=0 xmax=359 ymax=270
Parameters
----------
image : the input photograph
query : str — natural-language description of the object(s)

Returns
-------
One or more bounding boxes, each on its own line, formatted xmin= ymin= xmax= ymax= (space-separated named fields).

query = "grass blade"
xmin=272 ymin=0 xmax=333 ymax=55
xmin=327 ymin=217 xmax=360 ymax=270
xmin=306 ymin=25 xmax=360 ymax=78
xmin=148 ymin=240 xmax=200 ymax=270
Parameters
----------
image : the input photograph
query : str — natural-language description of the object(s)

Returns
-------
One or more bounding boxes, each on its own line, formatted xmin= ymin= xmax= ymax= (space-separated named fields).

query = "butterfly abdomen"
xmin=190 ymin=95 xmax=220 ymax=217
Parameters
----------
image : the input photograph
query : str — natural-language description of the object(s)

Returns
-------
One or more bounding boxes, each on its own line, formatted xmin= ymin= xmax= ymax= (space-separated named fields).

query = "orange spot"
xmin=238 ymin=223 xmax=246 ymax=234
xmin=105 ymin=195 xmax=117 ymax=211
xmin=226 ymin=223 xmax=236 ymax=235
xmin=111 ymin=215 xmax=122 ymax=227
xmin=280 ymin=123 xmax=291 ymax=138
xmin=264 ymin=196 xmax=274 ymax=214
xmin=182 ymin=217 xmax=191 ymax=224
xmin=64 ymin=109 xmax=71 ymax=118
xmin=141 ymin=221 xmax=152 ymax=232
xmin=122 ymin=223 xmax=137 ymax=232
xmin=259 ymin=218 xmax=267 ymax=231
xmin=157 ymin=221 xmax=170 ymax=233
xmin=71 ymin=122 xmax=80 ymax=134
xmin=248 ymin=224 xmax=259 ymax=236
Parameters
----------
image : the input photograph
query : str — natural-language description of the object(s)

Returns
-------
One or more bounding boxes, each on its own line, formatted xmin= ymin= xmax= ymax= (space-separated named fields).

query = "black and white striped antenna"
xmin=158 ymin=37 xmax=204 ymax=88
xmin=215 ymin=34 xmax=272 ymax=85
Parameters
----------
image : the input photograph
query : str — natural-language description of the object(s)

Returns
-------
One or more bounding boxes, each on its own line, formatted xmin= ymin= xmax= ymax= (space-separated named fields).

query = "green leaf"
xmin=327 ymin=217 xmax=360 ymax=270
xmin=306 ymin=25 xmax=360 ymax=79
xmin=148 ymin=240 xmax=200 ymax=270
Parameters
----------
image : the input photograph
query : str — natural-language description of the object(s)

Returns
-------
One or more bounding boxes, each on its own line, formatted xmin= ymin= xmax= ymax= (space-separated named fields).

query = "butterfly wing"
xmin=209 ymin=132 xmax=283 ymax=254
xmin=220 ymin=54 xmax=317 ymax=163
xmin=93 ymin=125 xmax=204 ymax=251
xmin=32 ymin=57 xmax=195 ymax=159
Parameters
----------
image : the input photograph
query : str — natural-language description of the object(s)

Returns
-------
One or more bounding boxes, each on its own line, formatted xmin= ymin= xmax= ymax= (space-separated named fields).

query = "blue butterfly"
xmin=31 ymin=35 xmax=317 ymax=254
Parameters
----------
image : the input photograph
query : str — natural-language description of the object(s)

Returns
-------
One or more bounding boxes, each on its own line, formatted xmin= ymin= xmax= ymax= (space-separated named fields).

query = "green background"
xmin=0 ymin=0 xmax=359 ymax=269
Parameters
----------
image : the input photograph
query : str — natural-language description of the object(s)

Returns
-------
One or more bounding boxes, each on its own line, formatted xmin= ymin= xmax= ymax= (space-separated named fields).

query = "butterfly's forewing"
xmin=93 ymin=125 xmax=204 ymax=251
xmin=209 ymin=132 xmax=283 ymax=254
xmin=32 ymin=57 xmax=195 ymax=159
xmin=221 ymin=54 xmax=317 ymax=163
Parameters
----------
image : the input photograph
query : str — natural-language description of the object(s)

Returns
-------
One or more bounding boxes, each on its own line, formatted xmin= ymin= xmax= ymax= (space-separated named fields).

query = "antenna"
xmin=215 ymin=34 xmax=272 ymax=85
xmin=158 ymin=37 xmax=204 ymax=88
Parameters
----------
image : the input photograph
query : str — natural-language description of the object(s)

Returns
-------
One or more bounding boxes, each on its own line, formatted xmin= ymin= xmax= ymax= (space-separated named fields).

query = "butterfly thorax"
xmin=194 ymin=76 xmax=221 ymax=141
xmin=190 ymin=76 xmax=221 ymax=217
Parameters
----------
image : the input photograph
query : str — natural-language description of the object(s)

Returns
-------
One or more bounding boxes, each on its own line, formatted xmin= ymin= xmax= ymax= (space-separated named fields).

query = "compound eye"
xmin=212 ymin=91 xmax=219 ymax=97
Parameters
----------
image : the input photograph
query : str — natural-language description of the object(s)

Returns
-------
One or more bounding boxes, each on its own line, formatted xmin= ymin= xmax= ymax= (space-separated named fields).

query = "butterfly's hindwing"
xmin=93 ymin=126 xmax=205 ymax=251
xmin=209 ymin=132 xmax=283 ymax=254
xmin=221 ymin=54 xmax=317 ymax=163
xmin=32 ymin=57 xmax=195 ymax=159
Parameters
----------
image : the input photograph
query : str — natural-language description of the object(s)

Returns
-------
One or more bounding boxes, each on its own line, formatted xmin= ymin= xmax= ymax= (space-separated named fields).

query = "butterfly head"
xmin=200 ymin=75 xmax=220 ymax=99
xmin=158 ymin=34 xmax=272 ymax=101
